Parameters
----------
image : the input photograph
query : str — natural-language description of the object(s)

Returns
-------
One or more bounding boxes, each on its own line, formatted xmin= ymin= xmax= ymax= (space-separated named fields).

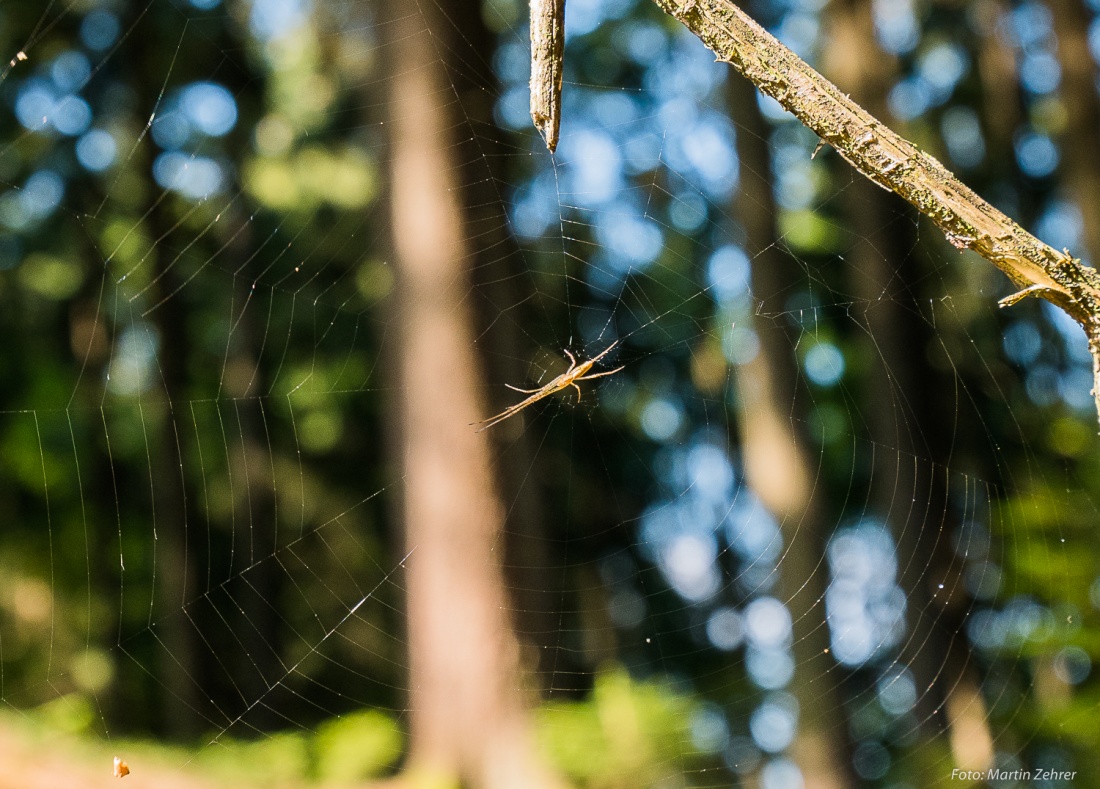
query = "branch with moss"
xmin=659 ymin=0 xmax=1100 ymax=419
xmin=567 ymin=0 xmax=1100 ymax=422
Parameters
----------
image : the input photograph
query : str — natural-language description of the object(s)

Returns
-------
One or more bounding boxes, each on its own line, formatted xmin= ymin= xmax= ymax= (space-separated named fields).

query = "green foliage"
xmin=7 ymin=702 xmax=402 ymax=787
xmin=312 ymin=709 xmax=404 ymax=783
xmin=202 ymin=733 xmax=313 ymax=785
xmin=537 ymin=670 xmax=710 ymax=788
xmin=776 ymin=208 xmax=845 ymax=253
xmin=993 ymin=484 xmax=1099 ymax=608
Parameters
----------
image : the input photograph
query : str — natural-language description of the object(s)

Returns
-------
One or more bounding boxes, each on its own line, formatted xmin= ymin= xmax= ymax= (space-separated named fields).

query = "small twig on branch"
xmin=646 ymin=0 xmax=1100 ymax=425
xmin=530 ymin=0 xmax=565 ymax=152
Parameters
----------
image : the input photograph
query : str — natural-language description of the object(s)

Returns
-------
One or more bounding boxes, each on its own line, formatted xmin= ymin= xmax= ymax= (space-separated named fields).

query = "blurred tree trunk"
xmin=823 ymin=0 xmax=993 ymax=773
xmin=147 ymin=217 xmax=204 ymax=739
xmin=728 ymin=73 xmax=856 ymax=789
xmin=444 ymin=3 xmax=566 ymax=693
xmin=130 ymin=9 xmax=284 ymax=736
xmin=385 ymin=4 xmax=564 ymax=788
xmin=126 ymin=8 xmax=203 ymax=738
xmin=973 ymin=0 xmax=1022 ymax=159
xmin=1051 ymin=0 xmax=1100 ymax=263
xmin=224 ymin=268 xmax=283 ymax=733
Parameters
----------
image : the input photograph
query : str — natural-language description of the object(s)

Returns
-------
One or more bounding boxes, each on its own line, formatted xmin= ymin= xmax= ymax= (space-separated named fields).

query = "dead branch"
xmin=530 ymin=0 xmax=565 ymax=152
xmin=638 ymin=0 xmax=1100 ymax=423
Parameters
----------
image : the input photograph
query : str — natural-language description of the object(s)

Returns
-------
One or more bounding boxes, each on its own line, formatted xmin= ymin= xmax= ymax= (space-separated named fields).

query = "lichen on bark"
xmin=635 ymin=0 xmax=1100 ymax=422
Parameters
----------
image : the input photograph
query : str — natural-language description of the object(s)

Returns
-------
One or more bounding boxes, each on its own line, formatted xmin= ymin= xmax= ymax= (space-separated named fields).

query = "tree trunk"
xmin=225 ymin=272 xmax=283 ymax=733
xmin=127 ymin=15 xmax=203 ymax=732
xmin=147 ymin=220 xmax=204 ymax=739
xmin=1051 ymin=0 xmax=1100 ymax=264
xmin=441 ymin=0 xmax=566 ymax=693
xmin=385 ymin=5 xmax=564 ymax=788
xmin=729 ymin=73 xmax=856 ymax=789
xmin=973 ymin=0 xmax=1022 ymax=162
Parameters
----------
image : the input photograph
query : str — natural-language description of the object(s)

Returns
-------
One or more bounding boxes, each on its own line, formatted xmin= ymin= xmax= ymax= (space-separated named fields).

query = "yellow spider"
xmin=476 ymin=341 xmax=624 ymax=432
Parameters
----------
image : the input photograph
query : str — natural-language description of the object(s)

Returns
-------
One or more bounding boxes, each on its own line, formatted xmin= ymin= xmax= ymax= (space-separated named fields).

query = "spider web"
xmin=0 ymin=0 xmax=1095 ymax=786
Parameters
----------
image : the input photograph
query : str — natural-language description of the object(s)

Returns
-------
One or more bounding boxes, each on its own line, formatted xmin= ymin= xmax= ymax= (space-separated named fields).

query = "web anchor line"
xmin=188 ymin=548 xmax=415 ymax=756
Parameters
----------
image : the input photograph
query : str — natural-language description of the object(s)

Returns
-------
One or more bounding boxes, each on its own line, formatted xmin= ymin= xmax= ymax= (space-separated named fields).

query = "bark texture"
xmin=645 ymin=0 xmax=1100 ymax=420
xmin=530 ymin=0 xmax=566 ymax=151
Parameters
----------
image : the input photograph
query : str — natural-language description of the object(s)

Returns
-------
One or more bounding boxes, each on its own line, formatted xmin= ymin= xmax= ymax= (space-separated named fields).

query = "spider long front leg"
xmin=475 ymin=400 xmax=533 ymax=432
xmin=583 ymin=340 xmax=618 ymax=366
xmin=570 ymin=363 xmax=624 ymax=403
xmin=506 ymin=383 xmax=545 ymax=393
xmin=575 ymin=365 xmax=625 ymax=382
xmin=475 ymin=412 xmax=517 ymax=433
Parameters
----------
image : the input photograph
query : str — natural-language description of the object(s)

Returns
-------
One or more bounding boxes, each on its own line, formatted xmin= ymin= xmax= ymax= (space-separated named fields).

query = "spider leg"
xmin=586 ymin=340 xmax=618 ymax=364
xmin=563 ymin=349 xmax=577 ymax=372
xmin=576 ymin=365 xmax=625 ymax=381
xmin=476 ymin=405 xmax=515 ymax=426
xmin=476 ymin=405 xmax=527 ymax=432
xmin=571 ymin=382 xmax=583 ymax=403
xmin=506 ymin=383 xmax=544 ymax=393
xmin=475 ymin=388 xmax=550 ymax=431
xmin=476 ymin=414 xmax=513 ymax=433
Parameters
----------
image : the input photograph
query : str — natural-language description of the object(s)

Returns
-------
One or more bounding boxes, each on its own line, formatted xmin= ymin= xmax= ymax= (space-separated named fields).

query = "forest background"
xmin=1 ymin=0 xmax=1099 ymax=787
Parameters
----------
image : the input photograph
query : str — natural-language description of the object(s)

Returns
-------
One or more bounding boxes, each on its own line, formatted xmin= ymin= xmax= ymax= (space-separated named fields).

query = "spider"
xmin=475 ymin=341 xmax=624 ymax=432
